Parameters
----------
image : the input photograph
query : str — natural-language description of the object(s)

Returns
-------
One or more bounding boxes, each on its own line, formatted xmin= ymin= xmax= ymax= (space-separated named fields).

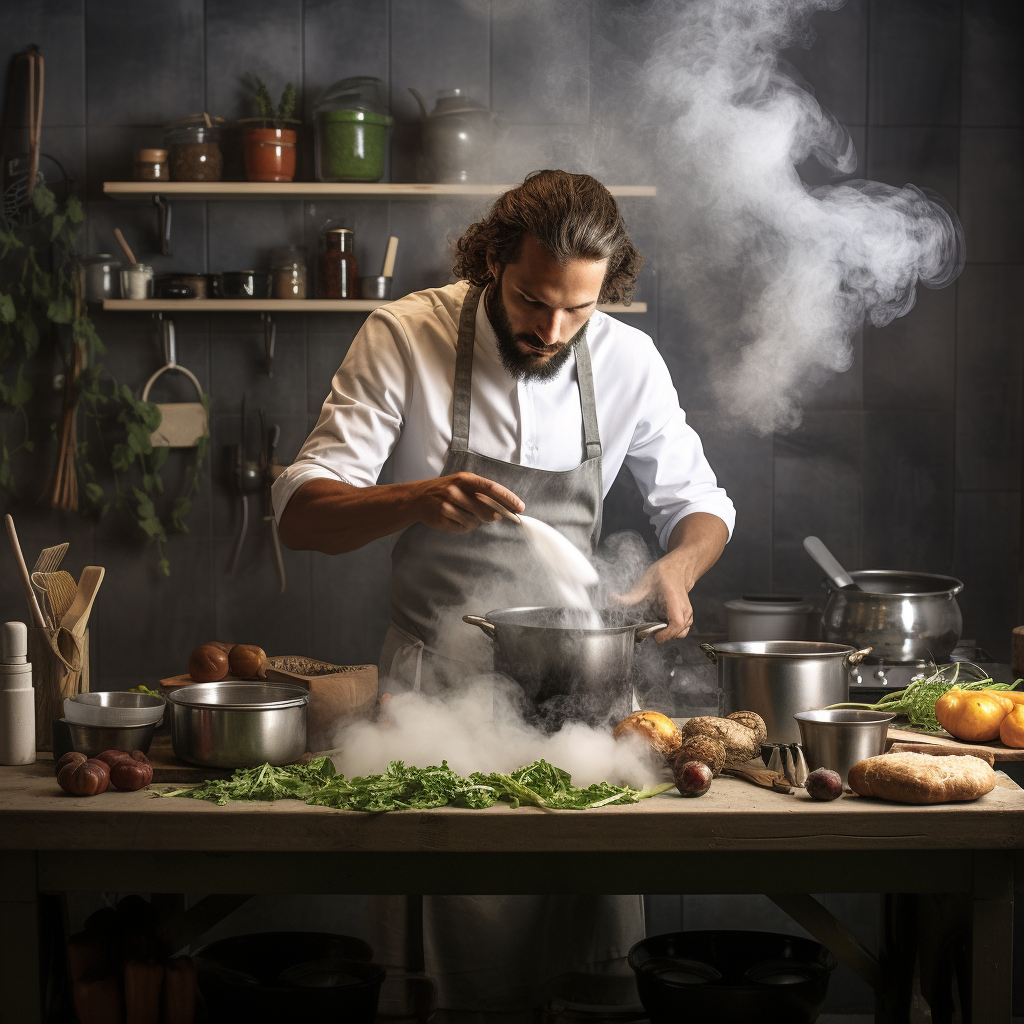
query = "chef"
xmin=273 ymin=169 xmax=735 ymax=1010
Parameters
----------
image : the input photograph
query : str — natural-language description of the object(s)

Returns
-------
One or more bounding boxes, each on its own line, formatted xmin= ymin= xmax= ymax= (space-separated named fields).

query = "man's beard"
xmin=485 ymin=271 xmax=588 ymax=382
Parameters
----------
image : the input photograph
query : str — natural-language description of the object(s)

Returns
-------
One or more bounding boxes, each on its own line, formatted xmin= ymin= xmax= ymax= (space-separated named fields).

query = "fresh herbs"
xmin=163 ymin=757 xmax=673 ymax=812
xmin=830 ymin=664 xmax=1021 ymax=733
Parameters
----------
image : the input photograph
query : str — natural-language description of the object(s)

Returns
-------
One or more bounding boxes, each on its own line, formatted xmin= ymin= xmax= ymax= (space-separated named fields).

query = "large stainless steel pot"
xmin=463 ymin=607 xmax=666 ymax=728
xmin=822 ymin=570 xmax=963 ymax=663
xmin=168 ymin=682 xmax=308 ymax=768
xmin=701 ymin=640 xmax=872 ymax=744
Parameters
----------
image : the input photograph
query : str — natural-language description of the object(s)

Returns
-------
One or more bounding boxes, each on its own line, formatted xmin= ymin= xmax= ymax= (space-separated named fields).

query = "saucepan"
xmin=463 ymin=606 xmax=666 ymax=728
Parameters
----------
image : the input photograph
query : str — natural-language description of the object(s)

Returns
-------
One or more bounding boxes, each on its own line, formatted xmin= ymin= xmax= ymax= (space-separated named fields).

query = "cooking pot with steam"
xmin=821 ymin=570 xmax=963 ymax=663
xmin=463 ymin=607 xmax=666 ymax=729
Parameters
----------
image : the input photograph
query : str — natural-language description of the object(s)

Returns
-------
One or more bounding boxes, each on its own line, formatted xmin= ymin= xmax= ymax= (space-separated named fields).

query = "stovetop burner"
xmin=847 ymin=641 xmax=1005 ymax=698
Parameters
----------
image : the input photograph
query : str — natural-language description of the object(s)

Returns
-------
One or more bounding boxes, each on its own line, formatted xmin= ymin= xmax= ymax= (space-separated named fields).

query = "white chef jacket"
xmin=272 ymin=281 xmax=735 ymax=545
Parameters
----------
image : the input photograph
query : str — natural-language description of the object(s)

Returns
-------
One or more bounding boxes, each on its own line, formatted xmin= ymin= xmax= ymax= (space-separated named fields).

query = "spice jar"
xmin=133 ymin=148 xmax=169 ymax=182
xmin=318 ymin=228 xmax=358 ymax=298
xmin=120 ymin=265 xmax=154 ymax=300
xmin=271 ymin=247 xmax=307 ymax=299
xmin=164 ymin=115 xmax=225 ymax=182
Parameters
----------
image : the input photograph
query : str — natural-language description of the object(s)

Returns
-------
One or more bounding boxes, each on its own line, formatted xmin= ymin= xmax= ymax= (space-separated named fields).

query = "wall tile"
xmin=868 ymin=0 xmax=960 ymax=126
xmin=207 ymin=201 xmax=305 ymax=274
xmin=302 ymin=0 xmax=390 ymax=122
xmin=864 ymin=283 xmax=956 ymax=410
xmin=962 ymin=0 xmax=1024 ymax=127
xmin=782 ymin=0 xmax=869 ymax=128
xmin=589 ymin=0 xmax=662 ymax=125
xmin=959 ymin=128 xmax=1024 ymax=263
xmin=803 ymin=327 xmax=863 ymax=413
xmin=953 ymin=490 xmax=1019 ymax=662
xmin=490 ymin=124 xmax=596 ymax=184
xmin=389 ymin=0 xmax=490 ymax=126
xmin=306 ymin=324 xmax=361 ymax=415
xmin=208 ymin=328 xmax=307 ymax=418
xmin=388 ymin=200 xmax=473 ymax=297
xmin=865 ymin=125 xmax=959 ymax=209
xmin=0 ymin=0 xmax=85 ymax=127
xmin=955 ymin=265 xmax=1024 ymax=491
xmin=773 ymin=412 xmax=863 ymax=597
xmin=85 ymin=125 xmax=164 ymax=199
xmin=86 ymin=199 xmax=208 ymax=275
xmin=85 ymin=0 xmax=204 ymax=126
xmin=862 ymin=410 xmax=955 ymax=571
xmin=205 ymin=0 xmax=302 ymax=123
xmin=491 ymin=0 xmax=590 ymax=125
xmin=798 ymin=125 xmax=866 ymax=188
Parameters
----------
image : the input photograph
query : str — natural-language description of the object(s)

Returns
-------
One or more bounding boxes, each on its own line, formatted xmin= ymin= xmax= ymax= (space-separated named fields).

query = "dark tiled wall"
xmin=1 ymin=0 xmax=1021 ymax=698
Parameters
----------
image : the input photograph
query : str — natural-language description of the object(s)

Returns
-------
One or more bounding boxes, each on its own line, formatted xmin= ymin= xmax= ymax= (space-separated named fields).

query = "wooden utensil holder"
xmin=28 ymin=626 xmax=89 ymax=751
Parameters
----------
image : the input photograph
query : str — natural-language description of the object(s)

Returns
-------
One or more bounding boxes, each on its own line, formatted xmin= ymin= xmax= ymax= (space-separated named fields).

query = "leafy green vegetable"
xmin=830 ymin=663 xmax=1021 ymax=733
xmin=162 ymin=758 xmax=672 ymax=813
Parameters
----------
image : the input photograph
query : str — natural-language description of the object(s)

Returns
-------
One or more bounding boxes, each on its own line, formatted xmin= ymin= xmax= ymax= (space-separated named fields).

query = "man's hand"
xmin=614 ymin=512 xmax=729 ymax=642
xmin=411 ymin=472 xmax=525 ymax=533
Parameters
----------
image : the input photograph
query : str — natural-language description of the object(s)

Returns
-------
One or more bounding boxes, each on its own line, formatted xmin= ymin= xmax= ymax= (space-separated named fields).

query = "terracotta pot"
xmin=243 ymin=127 xmax=297 ymax=183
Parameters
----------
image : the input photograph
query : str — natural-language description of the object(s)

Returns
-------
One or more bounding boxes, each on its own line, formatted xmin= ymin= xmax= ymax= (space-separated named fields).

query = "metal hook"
xmin=261 ymin=312 xmax=276 ymax=376
xmin=153 ymin=194 xmax=171 ymax=256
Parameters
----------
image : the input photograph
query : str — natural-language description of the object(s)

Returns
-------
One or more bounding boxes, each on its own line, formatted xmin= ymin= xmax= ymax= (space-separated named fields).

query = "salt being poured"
xmin=517 ymin=514 xmax=602 ymax=625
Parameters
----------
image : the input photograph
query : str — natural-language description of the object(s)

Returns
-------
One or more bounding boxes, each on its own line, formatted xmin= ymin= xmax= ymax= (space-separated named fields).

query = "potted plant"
xmin=239 ymin=76 xmax=300 ymax=183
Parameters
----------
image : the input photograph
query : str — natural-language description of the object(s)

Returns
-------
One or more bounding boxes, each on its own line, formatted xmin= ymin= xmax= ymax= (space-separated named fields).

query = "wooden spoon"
xmin=60 ymin=566 xmax=105 ymax=638
xmin=114 ymin=228 xmax=137 ymax=266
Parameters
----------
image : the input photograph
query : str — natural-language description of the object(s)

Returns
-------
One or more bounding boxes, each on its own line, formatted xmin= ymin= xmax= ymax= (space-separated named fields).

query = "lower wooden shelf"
xmin=102 ymin=298 xmax=647 ymax=314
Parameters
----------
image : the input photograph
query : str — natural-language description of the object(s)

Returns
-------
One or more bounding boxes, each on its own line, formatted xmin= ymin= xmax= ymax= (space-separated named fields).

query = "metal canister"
xmin=701 ymin=640 xmax=871 ymax=744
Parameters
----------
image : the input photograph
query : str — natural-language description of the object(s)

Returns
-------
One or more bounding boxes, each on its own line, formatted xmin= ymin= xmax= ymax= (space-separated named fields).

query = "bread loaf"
xmin=848 ymin=752 xmax=996 ymax=804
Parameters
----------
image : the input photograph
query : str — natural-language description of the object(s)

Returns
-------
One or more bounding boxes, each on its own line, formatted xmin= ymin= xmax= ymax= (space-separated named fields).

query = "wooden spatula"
xmin=33 ymin=570 xmax=78 ymax=625
xmin=32 ymin=542 xmax=69 ymax=575
xmin=60 ymin=566 xmax=105 ymax=638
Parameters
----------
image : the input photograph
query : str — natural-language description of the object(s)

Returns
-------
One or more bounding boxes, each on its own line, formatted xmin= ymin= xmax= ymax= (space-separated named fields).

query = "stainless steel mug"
xmin=794 ymin=709 xmax=895 ymax=785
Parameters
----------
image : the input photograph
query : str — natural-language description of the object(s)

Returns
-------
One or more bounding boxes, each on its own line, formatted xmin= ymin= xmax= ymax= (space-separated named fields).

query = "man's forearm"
xmin=664 ymin=512 xmax=730 ymax=588
xmin=278 ymin=478 xmax=421 ymax=555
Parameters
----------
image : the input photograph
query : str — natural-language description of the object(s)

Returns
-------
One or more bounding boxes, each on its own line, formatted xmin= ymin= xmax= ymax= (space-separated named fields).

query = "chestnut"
xmin=58 ymin=758 xmax=110 ymax=797
xmin=110 ymin=757 xmax=154 ymax=791
xmin=54 ymin=751 xmax=87 ymax=777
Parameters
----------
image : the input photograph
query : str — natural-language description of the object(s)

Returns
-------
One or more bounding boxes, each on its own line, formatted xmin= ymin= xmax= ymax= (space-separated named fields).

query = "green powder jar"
xmin=315 ymin=109 xmax=392 ymax=182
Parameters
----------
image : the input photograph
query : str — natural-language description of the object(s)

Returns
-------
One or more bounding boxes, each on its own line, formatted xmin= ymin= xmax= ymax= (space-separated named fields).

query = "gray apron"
xmin=372 ymin=285 xmax=643 ymax=1011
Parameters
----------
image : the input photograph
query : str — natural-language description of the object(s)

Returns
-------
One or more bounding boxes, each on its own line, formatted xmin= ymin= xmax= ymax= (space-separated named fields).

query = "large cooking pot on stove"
xmin=822 ymin=570 xmax=963 ymax=664
xmin=701 ymin=640 xmax=872 ymax=744
xmin=463 ymin=607 xmax=666 ymax=728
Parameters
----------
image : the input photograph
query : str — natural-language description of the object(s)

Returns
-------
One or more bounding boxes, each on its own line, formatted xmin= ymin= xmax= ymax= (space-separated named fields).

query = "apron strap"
xmin=450 ymin=285 xmax=482 ymax=452
xmin=574 ymin=334 xmax=603 ymax=461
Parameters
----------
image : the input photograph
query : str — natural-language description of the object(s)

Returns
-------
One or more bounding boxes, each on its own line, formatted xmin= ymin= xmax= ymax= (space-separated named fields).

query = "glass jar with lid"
xmin=317 ymin=227 xmax=358 ymax=298
xmin=164 ymin=115 xmax=225 ymax=182
xmin=133 ymin=148 xmax=169 ymax=182
xmin=271 ymin=246 xmax=308 ymax=299
xmin=313 ymin=77 xmax=392 ymax=183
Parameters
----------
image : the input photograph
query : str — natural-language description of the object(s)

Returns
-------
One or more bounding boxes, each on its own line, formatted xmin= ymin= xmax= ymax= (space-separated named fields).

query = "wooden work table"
xmin=2 ymin=757 xmax=1023 ymax=1023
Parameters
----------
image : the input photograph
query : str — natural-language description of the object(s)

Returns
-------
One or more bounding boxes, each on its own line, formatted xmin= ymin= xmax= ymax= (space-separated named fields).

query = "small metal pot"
xmin=76 ymin=255 xmax=121 ymax=303
xmin=795 ymin=709 xmax=895 ymax=786
xmin=463 ymin=607 xmax=666 ymax=728
xmin=168 ymin=681 xmax=308 ymax=768
xmin=724 ymin=594 xmax=820 ymax=641
xmin=822 ymin=570 xmax=963 ymax=663
xmin=701 ymin=640 xmax=872 ymax=744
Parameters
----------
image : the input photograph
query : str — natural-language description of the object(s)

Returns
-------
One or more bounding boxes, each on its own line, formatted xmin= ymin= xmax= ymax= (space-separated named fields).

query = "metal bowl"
xmin=64 ymin=719 xmax=157 ymax=758
xmin=794 ymin=709 xmax=896 ymax=786
xmin=65 ymin=691 xmax=165 ymax=728
xmin=167 ymin=682 xmax=309 ymax=768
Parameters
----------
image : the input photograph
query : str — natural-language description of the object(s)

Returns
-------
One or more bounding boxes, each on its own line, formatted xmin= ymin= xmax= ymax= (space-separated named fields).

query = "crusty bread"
xmin=848 ymin=752 xmax=996 ymax=804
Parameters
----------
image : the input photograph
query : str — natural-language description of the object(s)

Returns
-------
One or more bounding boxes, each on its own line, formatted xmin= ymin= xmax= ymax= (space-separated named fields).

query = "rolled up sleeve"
xmin=623 ymin=344 xmax=736 ymax=550
xmin=271 ymin=310 xmax=413 ymax=521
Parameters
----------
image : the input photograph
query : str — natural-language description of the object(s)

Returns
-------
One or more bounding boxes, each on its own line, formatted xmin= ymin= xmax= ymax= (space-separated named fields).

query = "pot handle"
xmin=634 ymin=622 xmax=668 ymax=644
xmin=462 ymin=614 xmax=497 ymax=640
xmin=700 ymin=642 xmax=717 ymax=665
xmin=843 ymin=646 xmax=873 ymax=668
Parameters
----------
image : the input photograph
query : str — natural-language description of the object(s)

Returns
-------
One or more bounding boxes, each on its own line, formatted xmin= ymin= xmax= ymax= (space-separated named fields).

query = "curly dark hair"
xmin=452 ymin=170 xmax=644 ymax=305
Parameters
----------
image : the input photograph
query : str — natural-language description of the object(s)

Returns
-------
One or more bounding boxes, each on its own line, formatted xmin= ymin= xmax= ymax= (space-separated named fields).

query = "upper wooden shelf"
xmin=103 ymin=182 xmax=657 ymax=201
xmin=103 ymin=298 xmax=647 ymax=314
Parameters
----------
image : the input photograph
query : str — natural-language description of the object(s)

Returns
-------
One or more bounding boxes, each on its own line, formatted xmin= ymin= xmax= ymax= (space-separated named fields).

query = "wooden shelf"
xmin=103 ymin=181 xmax=657 ymax=201
xmin=103 ymin=298 xmax=647 ymax=314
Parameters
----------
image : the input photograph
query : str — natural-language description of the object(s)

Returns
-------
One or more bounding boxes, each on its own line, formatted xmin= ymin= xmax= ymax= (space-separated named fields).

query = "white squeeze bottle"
xmin=0 ymin=621 xmax=35 ymax=764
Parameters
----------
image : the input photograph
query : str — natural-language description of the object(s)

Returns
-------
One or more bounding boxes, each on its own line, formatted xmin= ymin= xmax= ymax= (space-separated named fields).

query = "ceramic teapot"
xmin=409 ymin=88 xmax=502 ymax=184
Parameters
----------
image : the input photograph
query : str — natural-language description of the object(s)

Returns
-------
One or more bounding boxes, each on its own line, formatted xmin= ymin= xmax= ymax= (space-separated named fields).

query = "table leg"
xmin=969 ymin=849 xmax=1014 ymax=1024
xmin=0 ymin=852 xmax=42 ymax=1024
xmin=876 ymin=892 xmax=916 ymax=1024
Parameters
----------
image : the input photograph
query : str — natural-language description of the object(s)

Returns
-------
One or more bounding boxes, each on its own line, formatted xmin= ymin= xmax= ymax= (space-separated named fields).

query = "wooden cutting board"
xmin=886 ymin=726 xmax=1024 ymax=762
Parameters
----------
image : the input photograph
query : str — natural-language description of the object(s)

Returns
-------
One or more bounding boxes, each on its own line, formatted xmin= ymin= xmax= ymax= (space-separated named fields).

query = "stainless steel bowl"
xmin=464 ymin=607 xmax=666 ymax=728
xmin=794 ymin=709 xmax=896 ymax=786
xmin=701 ymin=640 xmax=871 ymax=744
xmin=168 ymin=682 xmax=309 ymax=768
xmin=65 ymin=719 xmax=157 ymax=758
xmin=822 ymin=570 xmax=963 ymax=663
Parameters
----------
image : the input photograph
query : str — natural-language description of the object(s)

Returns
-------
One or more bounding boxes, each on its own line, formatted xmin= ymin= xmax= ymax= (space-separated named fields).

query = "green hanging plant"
xmin=0 ymin=183 xmax=209 ymax=575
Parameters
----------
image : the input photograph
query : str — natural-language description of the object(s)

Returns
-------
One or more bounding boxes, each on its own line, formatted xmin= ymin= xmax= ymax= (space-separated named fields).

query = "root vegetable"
xmin=189 ymin=643 xmax=229 ymax=682
xmin=671 ymin=734 xmax=727 ymax=776
xmin=228 ymin=644 xmax=267 ymax=679
xmin=727 ymin=710 xmax=767 ymax=746
xmin=805 ymin=767 xmax=843 ymax=801
xmin=613 ymin=711 xmax=682 ymax=755
xmin=681 ymin=715 xmax=762 ymax=763
xmin=58 ymin=758 xmax=110 ymax=796
xmin=54 ymin=751 xmax=87 ymax=776
xmin=673 ymin=759 xmax=713 ymax=797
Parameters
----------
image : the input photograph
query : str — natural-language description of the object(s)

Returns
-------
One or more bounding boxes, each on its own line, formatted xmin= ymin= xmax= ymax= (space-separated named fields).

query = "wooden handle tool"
xmin=722 ymin=764 xmax=793 ymax=793
xmin=888 ymin=741 xmax=996 ymax=766
xmin=381 ymin=235 xmax=399 ymax=277
xmin=4 ymin=514 xmax=48 ymax=628
xmin=60 ymin=565 xmax=105 ymax=638
xmin=114 ymin=228 xmax=137 ymax=265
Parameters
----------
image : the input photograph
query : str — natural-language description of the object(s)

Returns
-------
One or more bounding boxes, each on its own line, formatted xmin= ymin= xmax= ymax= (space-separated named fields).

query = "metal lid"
xmin=827 ymin=570 xmax=964 ymax=598
xmin=136 ymin=148 xmax=168 ymax=161
xmin=706 ymin=640 xmax=857 ymax=658
xmin=168 ymin=681 xmax=308 ymax=710
xmin=724 ymin=597 xmax=815 ymax=614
